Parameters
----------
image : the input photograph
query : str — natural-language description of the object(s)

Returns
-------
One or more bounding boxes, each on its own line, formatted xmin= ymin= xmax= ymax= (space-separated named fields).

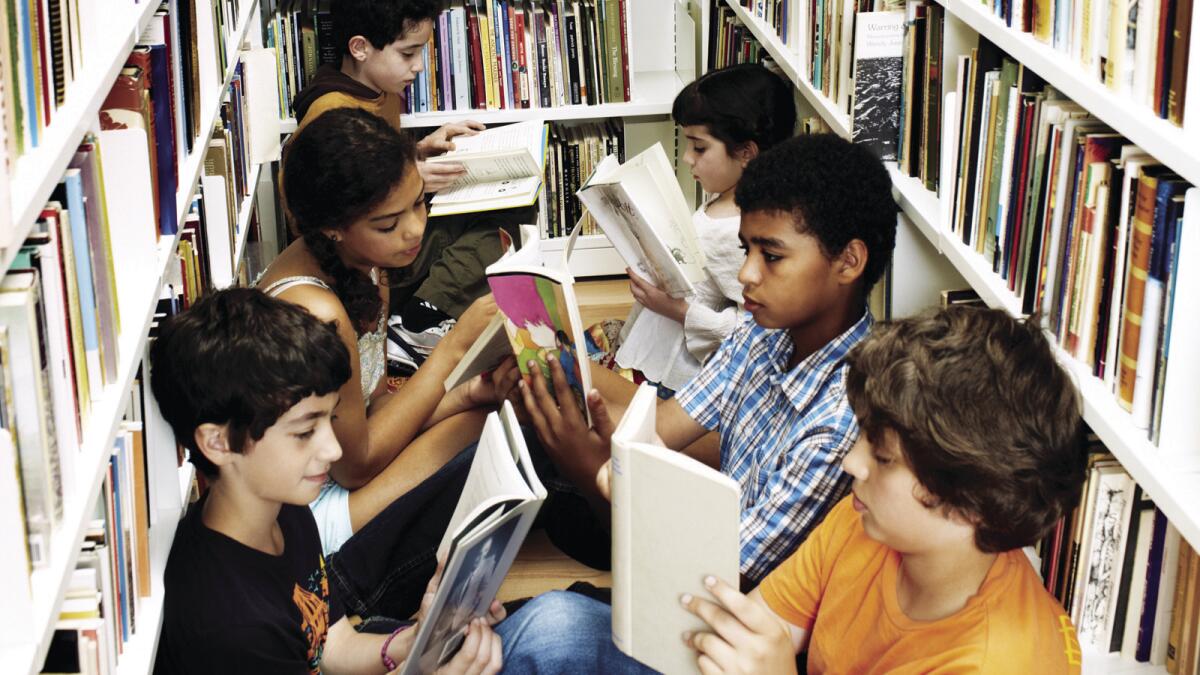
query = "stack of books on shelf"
xmin=405 ymin=0 xmax=633 ymax=115
xmin=973 ymin=0 xmax=1192 ymax=126
xmin=942 ymin=37 xmax=1194 ymax=443
xmin=896 ymin=1 xmax=945 ymax=191
xmin=708 ymin=3 xmax=768 ymax=68
xmin=1037 ymin=442 xmax=1200 ymax=671
xmin=542 ymin=119 xmax=624 ymax=238
xmin=732 ymin=0 xmax=793 ymax=44
xmin=264 ymin=0 xmax=336 ymax=119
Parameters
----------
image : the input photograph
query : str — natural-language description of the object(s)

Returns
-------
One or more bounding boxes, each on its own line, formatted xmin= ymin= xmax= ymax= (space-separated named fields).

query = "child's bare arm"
xmin=321 ymin=616 xmax=502 ymax=675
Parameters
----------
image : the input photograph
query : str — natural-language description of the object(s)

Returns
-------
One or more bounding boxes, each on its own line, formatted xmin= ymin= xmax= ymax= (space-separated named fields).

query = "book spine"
xmin=1166 ymin=0 xmax=1192 ymax=124
xmin=1152 ymin=0 xmax=1174 ymax=116
xmin=1136 ymin=510 xmax=1170 ymax=661
xmin=1117 ymin=173 xmax=1160 ymax=410
xmin=481 ymin=0 xmax=499 ymax=109
xmin=467 ymin=5 xmax=486 ymax=109
xmin=452 ymin=8 xmax=471 ymax=110
xmin=565 ymin=12 xmax=581 ymax=104
xmin=535 ymin=11 xmax=550 ymax=107
xmin=513 ymin=4 xmax=528 ymax=108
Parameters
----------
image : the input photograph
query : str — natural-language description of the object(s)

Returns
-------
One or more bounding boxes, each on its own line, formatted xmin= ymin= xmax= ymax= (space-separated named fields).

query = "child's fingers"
xmin=486 ymin=599 xmax=507 ymax=625
xmin=486 ymin=628 xmax=503 ymax=674
xmin=595 ymin=459 xmax=613 ymax=500
xmin=703 ymin=576 xmax=774 ymax=633
xmin=450 ymin=621 xmax=484 ymax=674
xmin=685 ymin=630 xmax=738 ymax=671
xmin=588 ymin=390 xmax=615 ymax=439
xmin=696 ymin=652 xmax=725 ymax=675
xmin=470 ymin=622 xmax=498 ymax=674
xmin=681 ymin=592 xmax=753 ymax=648
xmin=547 ymin=359 xmax=584 ymax=424
xmin=426 ymin=162 xmax=467 ymax=175
xmin=519 ymin=377 xmax=558 ymax=445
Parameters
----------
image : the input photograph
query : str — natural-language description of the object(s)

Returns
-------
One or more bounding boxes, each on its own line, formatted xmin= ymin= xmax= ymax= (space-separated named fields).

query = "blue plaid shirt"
xmin=677 ymin=310 xmax=872 ymax=583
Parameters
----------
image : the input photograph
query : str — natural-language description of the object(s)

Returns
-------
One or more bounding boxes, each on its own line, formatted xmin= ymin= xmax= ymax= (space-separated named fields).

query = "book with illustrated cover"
xmin=576 ymin=142 xmax=705 ymax=298
xmin=851 ymin=12 xmax=905 ymax=161
xmin=427 ymin=119 xmax=548 ymax=216
xmin=610 ymin=384 xmax=740 ymax=675
xmin=403 ymin=403 xmax=545 ymax=674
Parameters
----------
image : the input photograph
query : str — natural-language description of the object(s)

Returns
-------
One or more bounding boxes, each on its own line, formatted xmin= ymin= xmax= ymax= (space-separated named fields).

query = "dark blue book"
xmin=144 ymin=43 xmax=180 ymax=235
xmin=1136 ymin=509 xmax=1170 ymax=661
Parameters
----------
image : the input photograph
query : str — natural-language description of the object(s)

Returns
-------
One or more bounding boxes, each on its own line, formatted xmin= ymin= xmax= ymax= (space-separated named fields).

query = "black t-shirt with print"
xmin=154 ymin=494 xmax=345 ymax=674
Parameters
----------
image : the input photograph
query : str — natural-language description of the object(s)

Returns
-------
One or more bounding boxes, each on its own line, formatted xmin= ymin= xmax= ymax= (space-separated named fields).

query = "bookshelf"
xmin=275 ymin=0 xmax=700 ymax=278
xmin=708 ymin=1 xmax=1200 ymax=672
xmin=0 ymin=0 xmax=269 ymax=672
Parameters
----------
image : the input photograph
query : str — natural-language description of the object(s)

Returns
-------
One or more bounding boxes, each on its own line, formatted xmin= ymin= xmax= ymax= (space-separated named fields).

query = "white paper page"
xmin=436 ymin=412 xmax=536 ymax=559
xmin=432 ymin=175 xmax=540 ymax=206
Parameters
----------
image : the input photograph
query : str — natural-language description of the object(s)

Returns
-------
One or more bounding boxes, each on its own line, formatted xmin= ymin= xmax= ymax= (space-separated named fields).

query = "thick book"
xmin=576 ymin=142 xmax=706 ymax=297
xmin=610 ymin=384 xmax=740 ymax=675
xmin=404 ymin=403 xmax=545 ymax=674
xmin=485 ymin=223 xmax=592 ymax=422
xmin=427 ymin=119 xmax=548 ymax=216
xmin=850 ymin=11 xmax=905 ymax=161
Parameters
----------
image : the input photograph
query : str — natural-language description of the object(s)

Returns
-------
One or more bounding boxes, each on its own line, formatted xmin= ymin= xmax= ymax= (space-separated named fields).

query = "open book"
xmin=426 ymin=119 xmax=549 ymax=216
xmin=445 ymin=224 xmax=593 ymax=421
xmin=401 ymin=403 xmax=546 ymax=674
xmin=610 ymin=384 xmax=740 ymax=675
xmin=576 ymin=142 xmax=706 ymax=297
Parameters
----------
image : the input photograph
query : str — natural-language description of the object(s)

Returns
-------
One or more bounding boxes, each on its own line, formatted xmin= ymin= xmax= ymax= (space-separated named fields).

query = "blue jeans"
xmin=498 ymin=591 xmax=658 ymax=674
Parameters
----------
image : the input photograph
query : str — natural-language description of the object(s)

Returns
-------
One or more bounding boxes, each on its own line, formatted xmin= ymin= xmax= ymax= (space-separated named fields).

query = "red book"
xmin=514 ymin=7 xmax=529 ymax=108
xmin=467 ymin=7 xmax=486 ymax=109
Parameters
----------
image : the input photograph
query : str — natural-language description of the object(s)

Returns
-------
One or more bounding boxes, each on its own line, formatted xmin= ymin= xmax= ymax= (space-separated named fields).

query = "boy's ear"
xmin=735 ymin=140 xmax=760 ymax=167
xmin=346 ymin=35 xmax=371 ymax=62
xmin=836 ymin=239 xmax=869 ymax=286
xmin=194 ymin=423 xmax=236 ymax=469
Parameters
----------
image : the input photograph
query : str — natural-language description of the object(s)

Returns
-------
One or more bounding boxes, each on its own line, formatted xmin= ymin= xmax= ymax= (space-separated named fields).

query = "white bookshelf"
xmin=715 ymin=1 xmax=1200 ymax=672
xmin=231 ymin=162 xmax=265 ymax=273
xmin=2 ymin=0 xmax=162 ymax=279
xmin=0 ymin=0 xmax=267 ymax=672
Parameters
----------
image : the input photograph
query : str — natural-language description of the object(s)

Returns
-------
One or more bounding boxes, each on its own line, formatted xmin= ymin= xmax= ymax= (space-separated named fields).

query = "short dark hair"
xmin=844 ymin=306 xmax=1086 ymax=553
xmin=734 ymin=134 xmax=898 ymax=294
xmin=283 ymin=107 xmax=418 ymax=332
xmin=334 ymin=0 xmax=440 ymax=56
xmin=672 ymin=63 xmax=796 ymax=154
xmin=149 ymin=288 xmax=351 ymax=479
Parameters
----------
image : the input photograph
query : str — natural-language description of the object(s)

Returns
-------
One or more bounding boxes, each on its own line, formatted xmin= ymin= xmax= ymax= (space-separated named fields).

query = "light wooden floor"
xmin=574 ymin=277 xmax=634 ymax=326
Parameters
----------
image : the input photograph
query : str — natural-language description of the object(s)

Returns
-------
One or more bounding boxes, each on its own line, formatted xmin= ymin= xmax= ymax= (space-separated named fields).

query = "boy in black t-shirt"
xmin=150 ymin=288 xmax=503 ymax=674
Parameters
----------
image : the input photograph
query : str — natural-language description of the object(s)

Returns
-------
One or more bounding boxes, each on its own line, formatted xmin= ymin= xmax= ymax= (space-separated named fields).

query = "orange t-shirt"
xmin=758 ymin=497 xmax=1083 ymax=674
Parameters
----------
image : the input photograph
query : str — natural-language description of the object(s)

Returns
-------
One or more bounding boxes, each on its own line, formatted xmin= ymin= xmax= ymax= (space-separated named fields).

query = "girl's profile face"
xmin=334 ymin=165 xmax=427 ymax=271
xmin=680 ymin=124 xmax=746 ymax=196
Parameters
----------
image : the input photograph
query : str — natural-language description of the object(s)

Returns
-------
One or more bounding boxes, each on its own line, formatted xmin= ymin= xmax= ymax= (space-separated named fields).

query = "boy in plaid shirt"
xmin=513 ymin=134 xmax=898 ymax=584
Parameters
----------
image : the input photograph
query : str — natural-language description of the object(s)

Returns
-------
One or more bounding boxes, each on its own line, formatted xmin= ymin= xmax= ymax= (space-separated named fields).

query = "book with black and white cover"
xmin=402 ymin=403 xmax=545 ymax=674
xmin=576 ymin=142 xmax=705 ymax=297
xmin=851 ymin=12 xmax=905 ymax=161
xmin=610 ymin=384 xmax=740 ymax=675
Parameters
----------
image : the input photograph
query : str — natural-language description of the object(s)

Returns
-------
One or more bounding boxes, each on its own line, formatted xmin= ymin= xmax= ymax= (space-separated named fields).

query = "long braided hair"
xmin=282 ymin=108 xmax=419 ymax=333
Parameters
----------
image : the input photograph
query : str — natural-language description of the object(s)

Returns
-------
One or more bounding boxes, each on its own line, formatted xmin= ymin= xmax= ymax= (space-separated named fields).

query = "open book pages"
xmin=403 ymin=404 xmax=545 ymax=675
xmin=428 ymin=120 xmax=549 ymax=216
xmin=484 ymin=224 xmax=593 ymax=423
xmin=610 ymin=384 xmax=740 ymax=675
xmin=576 ymin=142 xmax=706 ymax=297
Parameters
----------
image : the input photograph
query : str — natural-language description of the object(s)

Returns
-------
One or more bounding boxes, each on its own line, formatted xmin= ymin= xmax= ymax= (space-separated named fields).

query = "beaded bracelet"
xmin=380 ymin=622 xmax=415 ymax=671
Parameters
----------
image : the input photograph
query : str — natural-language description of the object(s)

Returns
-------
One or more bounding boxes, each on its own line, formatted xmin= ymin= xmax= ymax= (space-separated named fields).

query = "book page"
xmin=431 ymin=175 xmax=541 ymax=205
xmin=443 ymin=314 xmax=510 ymax=392
xmin=436 ymin=412 xmax=537 ymax=559
xmin=426 ymin=119 xmax=546 ymax=184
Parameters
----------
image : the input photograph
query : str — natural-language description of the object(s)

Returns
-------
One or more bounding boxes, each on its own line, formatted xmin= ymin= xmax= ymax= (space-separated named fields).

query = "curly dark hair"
xmin=734 ymin=133 xmax=897 ymax=295
xmin=844 ymin=305 xmax=1086 ymax=553
xmin=672 ymin=63 xmax=796 ymax=154
xmin=334 ymin=0 xmax=441 ymax=56
xmin=150 ymin=288 xmax=351 ymax=480
xmin=283 ymin=108 xmax=419 ymax=333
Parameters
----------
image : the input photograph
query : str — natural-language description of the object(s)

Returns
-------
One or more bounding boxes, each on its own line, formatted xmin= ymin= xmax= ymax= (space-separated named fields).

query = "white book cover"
xmin=193 ymin=0 xmax=220 ymax=116
xmin=610 ymin=384 xmax=740 ymax=675
xmin=242 ymin=49 xmax=283 ymax=164
xmin=200 ymin=174 xmax=235 ymax=288
xmin=0 ymin=431 xmax=33 ymax=646
xmin=98 ymin=127 xmax=159 ymax=327
xmin=850 ymin=11 xmax=905 ymax=161
xmin=576 ymin=142 xmax=705 ymax=297
xmin=1077 ymin=468 xmax=1136 ymax=647
xmin=1132 ymin=0 xmax=1159 ymax=106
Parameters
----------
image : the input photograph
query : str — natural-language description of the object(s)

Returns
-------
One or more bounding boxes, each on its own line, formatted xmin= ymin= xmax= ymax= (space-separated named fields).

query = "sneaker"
xmin=386 ymin=324 xmax=424 ymax=377
xmin=388 ymin=307 xmax=453 ymax=355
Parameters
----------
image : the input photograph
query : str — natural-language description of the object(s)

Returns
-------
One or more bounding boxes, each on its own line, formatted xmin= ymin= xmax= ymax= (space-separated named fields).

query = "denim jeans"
xmin=327 ymin=445 xmax=477 ymax=627
xmin=497 ymin=591 xmax=658 ymax=674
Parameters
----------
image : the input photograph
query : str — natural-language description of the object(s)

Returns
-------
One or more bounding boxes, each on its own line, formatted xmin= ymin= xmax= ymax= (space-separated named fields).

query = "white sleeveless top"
xmin=260 ymin=274 xmax=387 ymax=401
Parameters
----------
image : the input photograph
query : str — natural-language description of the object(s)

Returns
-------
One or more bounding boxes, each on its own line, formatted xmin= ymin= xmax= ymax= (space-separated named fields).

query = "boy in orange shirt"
xmin=499 ymin=306 xmax=1088 ymax=674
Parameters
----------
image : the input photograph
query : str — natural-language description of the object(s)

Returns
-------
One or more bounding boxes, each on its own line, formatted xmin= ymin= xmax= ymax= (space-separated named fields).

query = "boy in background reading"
xmin=510 ymin=133 xmax=899 ymax=583
xmin=291 ymin=0 xmax=533 ymax=372
xmin=503 ymin=306 xmax=1087 ymax=674
xmin=151 ymin=288 xmax=503 ymax=674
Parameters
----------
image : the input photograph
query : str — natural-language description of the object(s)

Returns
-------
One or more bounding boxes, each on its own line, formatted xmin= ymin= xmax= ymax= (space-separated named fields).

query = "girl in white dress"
xmin=607 ymin=63 xmax=797 ymax=393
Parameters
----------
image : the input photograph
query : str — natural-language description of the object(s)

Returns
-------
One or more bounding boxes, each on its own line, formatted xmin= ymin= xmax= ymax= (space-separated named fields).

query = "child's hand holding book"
xmin=680 ymin=577 xmax=800 ymax=675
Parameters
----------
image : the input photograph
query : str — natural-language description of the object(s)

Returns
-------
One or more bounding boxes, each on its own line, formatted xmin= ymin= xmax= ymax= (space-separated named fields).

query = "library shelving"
xmin=706 ymin=1 xmax=1199 ymax=672
xmin=274 ymin=0 xmax=700 ymax=278
xmin=0 ymin=0 xmax=272 ymax=672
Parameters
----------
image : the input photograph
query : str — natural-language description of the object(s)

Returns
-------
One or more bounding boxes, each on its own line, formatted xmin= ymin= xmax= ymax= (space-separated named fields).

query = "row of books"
xmin=896 ymin=2 xmax=945 ymax=191
xmin=731 ymin=0 xmax=793 ymax=44
xmin=942 ymin=38 xmax=1194 ymax=443
xmin=708 ymin=3 xmax=769 ymax=69
xmin=264 ymin=0 xmax=335 ymax=120
xmin=1036 ymin=447 xmax=1200 ymax=671
xmin=541 ymin=119 xmax=625 ymax=238
xmin=404 ymin=0 xmax=634 ymax=115
xmin=990 ymin=0 xmax=1192 ymax=126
